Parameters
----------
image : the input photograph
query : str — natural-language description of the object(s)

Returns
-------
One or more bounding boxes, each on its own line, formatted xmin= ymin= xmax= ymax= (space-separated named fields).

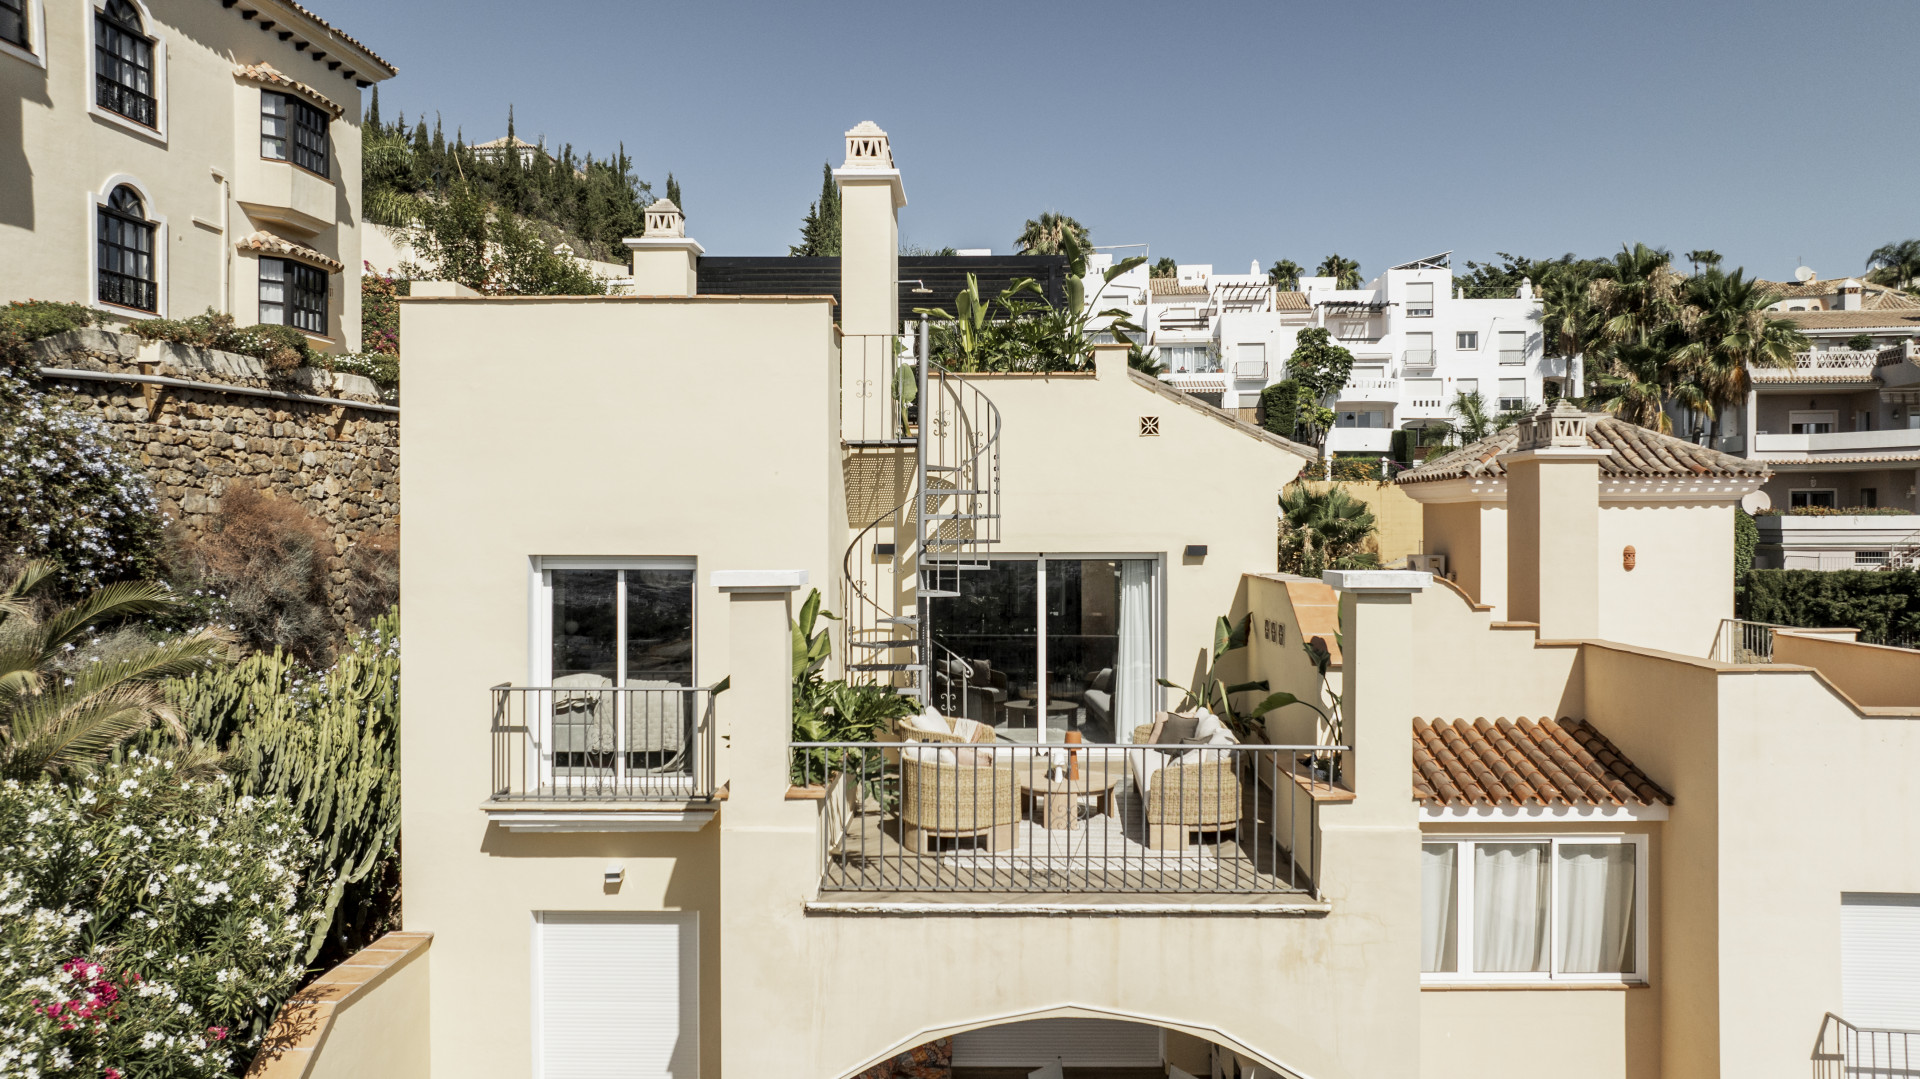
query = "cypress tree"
xmin=367 ymin=86 xmax=381 ymax=131
xmin=665 ymin=172 xmax=681 ymax=210
xmin=789 ymin=162 xmax=841 ymax=257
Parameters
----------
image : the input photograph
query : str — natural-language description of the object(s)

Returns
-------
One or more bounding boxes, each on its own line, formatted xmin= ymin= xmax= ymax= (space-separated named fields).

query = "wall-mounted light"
xmin=898 ymin=279 xmax=934 ymax=294
xmin=604 ymin=863 xmax=625 ymax=886
xmin=874 ymin=542 xmax=897 ymax=556
xmin=1622 ymin=545 xmax=1637 ymax=571
xmin=1184 ymin=545 xmax=1208 ymax=558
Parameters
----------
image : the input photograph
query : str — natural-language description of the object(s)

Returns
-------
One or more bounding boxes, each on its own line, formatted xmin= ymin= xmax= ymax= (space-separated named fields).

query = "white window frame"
xmin=87 ymin=173 xmax=167 ymax=318
xmin=86 ymin=0 xmax=167 ymax=145
xmin=528 ymin=556 xmax=697 ymax=789
xmin=1456 ymin=331 xmax=1479 ymax=350
xmin=1421 ymin=833 xmax=1650 ymax=987
xmin=0 ymin=0 xmax=46 ymax=66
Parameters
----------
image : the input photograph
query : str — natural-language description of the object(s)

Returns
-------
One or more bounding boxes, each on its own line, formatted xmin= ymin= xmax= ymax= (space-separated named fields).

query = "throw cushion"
xmin=949 ymin=716 xmax=986 ymax=741
xmin=1159 ymin=712 xmax=1201 ymax=744
xmin=1191 ymin=710 xmax=1222 ymax=740
xmin=1090 ymin=668 xmax=1113 ymax=692
xmin=904 ymin=709 xmax=949 ymax=735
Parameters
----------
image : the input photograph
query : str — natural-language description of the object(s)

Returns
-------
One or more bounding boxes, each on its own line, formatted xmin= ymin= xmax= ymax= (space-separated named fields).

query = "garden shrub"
xmin=1328 ymin=454 xmax=1384 ymax=482
xmin=0 ymin=300 xmax=101 ymax=345
xmin=1743 ymin=569 xmax=1920 ymax=643
xmin=126 ymin=310 xmax=316 ymax=375
xmin=0 ymin=373 xmax=163 ymax=589
xmin=166 ymin=611 xmax=400 ymax=969
xmin=1259 ymin=379 xmax=1304 ymax=441
xmin=341 ymin=532 xmax=399 ymax=627
xmin=358 ymin=272 xmax=406 ymax=358
xmin=0 ymin=754 xmax=325 ymax=1076
xmin=1733 ymin=508 xmax=1758 ymax=601
xmin=168 ymin=484 xmax=334 ymax=664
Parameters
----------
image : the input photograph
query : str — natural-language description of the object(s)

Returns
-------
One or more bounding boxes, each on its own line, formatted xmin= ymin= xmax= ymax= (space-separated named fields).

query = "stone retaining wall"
xmin=25 ymin=329 xmax=399 ymax=616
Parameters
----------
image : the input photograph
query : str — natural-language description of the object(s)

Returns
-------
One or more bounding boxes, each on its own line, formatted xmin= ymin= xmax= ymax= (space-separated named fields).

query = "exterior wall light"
xmin=1184 ymin=545 xmax=1208 ymax=558
xmin=604 ymin=864 xmax=625 ymax=886
xmin=1623 ymin=545 xmax=1637 ymax=571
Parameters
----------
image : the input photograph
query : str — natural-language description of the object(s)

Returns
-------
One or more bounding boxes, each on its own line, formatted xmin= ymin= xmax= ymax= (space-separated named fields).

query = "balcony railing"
xmin=1710 ymin=619 xmax=1778 ymax=664
xmin=1498 ymin=349 xmax=1527 ymax=365
xmin=1404 ymin=305 xmax=1433 ymax=318
xmin=1232 ymin=359 xmax=1268 ymax=381
xmin=1753 ymin=429 xmax=1920 ymax=454
xmin=1793 ymin=350 xmax=1884 ymax=371
xmin=793 ymin=739 xmax=1345 ymax=895
xmin=491 ymin=684 xmax=719 ymax=801
xmin=1812 ymin=1013 xmax=1919 ymax=1079
xmin=841 ymin=332 xmax=916 ymax=446
xmin=1403 ymin=349 xmax=1436 ymax=368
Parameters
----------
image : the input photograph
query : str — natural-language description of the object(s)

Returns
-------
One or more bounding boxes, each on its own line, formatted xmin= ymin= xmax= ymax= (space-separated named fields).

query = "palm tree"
xmin=1538 ymin=264 xmax=1602 ymax=392
xmin=1268 ymin=259 xmax=1303 ymax=289
xmin=1315 ymin=254 xmax=1362 ymax=290
xmin=1672 ymin=269 xmax=1806 ymax=442
xmin=1866 ymin=239 xmax=1920 ymax=290
xmin=1445 ymin=389 xmax=1522 ymax=444
xmin=0 ymin=563 xmax=230 ymax=779
xmin=1587 ymin=342 xmax=1672 ymax=433
xmin=1277 ymin=484 xmax=1380 ymax=578
xmin=1685 ymin=249 xmax=1722 ymax=275
xmin=1590 ymin=243 xmax=1686 ymax=348
xmin=1013 ymin=212 xmax=1089 ymax=256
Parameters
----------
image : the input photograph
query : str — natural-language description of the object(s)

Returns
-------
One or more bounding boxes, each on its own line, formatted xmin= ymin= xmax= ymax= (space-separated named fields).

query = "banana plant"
xmin=1156 ymin=613 xmax=1281 ymax=741
xmin=1249 ymin=632 xmax=1345 ymax=782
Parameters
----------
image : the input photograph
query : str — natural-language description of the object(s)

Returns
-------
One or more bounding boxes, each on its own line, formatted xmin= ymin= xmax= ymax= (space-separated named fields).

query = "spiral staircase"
xmin=840 ymin=321 xmax=1002 ymax=702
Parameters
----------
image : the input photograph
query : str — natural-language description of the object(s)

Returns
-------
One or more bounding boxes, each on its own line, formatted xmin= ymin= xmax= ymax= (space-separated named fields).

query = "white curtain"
xmin=1557 ymin=843 xmax=1636 ymax=974
xmin=1420 ymin=844 xmax=1458 ymax=973
xmin=1474 ymin=842 xmax=1549 ymax=972
xmin=1115 ymin=561 xmax=1154 ymax=742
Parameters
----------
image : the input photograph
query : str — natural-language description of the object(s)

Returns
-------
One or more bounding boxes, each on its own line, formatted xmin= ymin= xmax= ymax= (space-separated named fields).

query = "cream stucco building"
xmin=0 ymin=0 xmax=393 ymax=348
xmin=276 ymin=121 xmax=1920 ymax=1079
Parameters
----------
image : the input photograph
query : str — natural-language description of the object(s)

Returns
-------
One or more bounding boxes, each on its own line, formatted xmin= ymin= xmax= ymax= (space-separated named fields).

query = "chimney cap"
xmin=842 ymin=121 xmax=895 ymax=170
xmin=643 ymin=199 xmax=685 ymax=238
xmin=1515 ymin=399 xmax=1594 ymax=451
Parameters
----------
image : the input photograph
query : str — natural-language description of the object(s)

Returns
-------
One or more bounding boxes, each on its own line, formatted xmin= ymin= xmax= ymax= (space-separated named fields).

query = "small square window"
xmin=1139 ymin=416 xmax=1159 ymax=436
xmin=1457 ymin=331 xmax=1478 ymax=350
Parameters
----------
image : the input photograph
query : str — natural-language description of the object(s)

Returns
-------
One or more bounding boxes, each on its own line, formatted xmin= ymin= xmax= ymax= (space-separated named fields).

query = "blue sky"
xmin=330 ymin=0 xmax=1918 ymax=282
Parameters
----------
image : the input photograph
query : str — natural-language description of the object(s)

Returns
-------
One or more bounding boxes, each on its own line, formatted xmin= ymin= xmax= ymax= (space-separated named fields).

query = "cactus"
xmin=166 ymin=608 xmax=400 ymax=969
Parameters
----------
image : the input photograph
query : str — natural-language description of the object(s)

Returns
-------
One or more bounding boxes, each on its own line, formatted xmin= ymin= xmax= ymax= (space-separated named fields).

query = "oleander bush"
xmin=0 ymin=754 xmax=325 ymax=1078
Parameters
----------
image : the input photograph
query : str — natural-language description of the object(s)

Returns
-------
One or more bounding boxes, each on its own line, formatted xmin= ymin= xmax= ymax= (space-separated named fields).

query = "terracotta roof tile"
xmin=1412 ymin=717 xmax=1673 ymax=809
xmin=1759 ymin=279 xmax=1920 ymax=308
xmin=236 ymin=230 xmax=344 ymax=274
xmin=1769 ymin=310 xmax=1920 ymax=331
xmin=1275 ymin=290 xmax=1309 ymax=310
xmin=1150 ymin=280 xmax=1209 ymax=297
xmin=233 ymin=63 xmax=343 ymax=119
xmin=1396 ymin=411 xmax=1769 ymax=484
xmin=277 ymin=0 xmax=396 ymax=76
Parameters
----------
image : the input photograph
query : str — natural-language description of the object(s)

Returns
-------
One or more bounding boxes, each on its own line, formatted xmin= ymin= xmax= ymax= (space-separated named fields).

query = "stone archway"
xmin=836 ymin=1004 xmax=1308 ymax=1079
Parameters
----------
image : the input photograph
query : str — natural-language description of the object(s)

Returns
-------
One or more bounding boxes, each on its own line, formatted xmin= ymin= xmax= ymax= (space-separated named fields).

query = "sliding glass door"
xmin=927 ymin=555 xmax=1158 ymax=743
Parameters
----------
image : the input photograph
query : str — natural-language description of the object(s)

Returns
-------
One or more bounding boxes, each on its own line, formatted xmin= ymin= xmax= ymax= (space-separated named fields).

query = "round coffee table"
xmin=1016 ymin=762 xmax=1120 ymax=830
xmin=1003 ymin=699 xmax=1076 ymax=736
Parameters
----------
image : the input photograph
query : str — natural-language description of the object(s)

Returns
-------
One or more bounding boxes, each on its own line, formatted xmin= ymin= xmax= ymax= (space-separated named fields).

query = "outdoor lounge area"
xmin=793 ymin=710 xmax=1347 ymax=898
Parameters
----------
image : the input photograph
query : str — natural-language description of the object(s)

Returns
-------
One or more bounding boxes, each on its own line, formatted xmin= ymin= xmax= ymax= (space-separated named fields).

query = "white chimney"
xmin=622 ymin=199 xmax=702 ymax=296
xmin=1838 ymin=278 xmax=1863 ymax=311
xmin=833 ymin=121 xmax=906 ymax=336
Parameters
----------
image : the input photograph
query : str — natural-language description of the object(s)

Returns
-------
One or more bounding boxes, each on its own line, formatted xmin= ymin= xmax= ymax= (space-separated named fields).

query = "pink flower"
xmin=207 ymin=1026 xmax=229 ymax=1041
xmin=106 ymin=1069 xmax=122 ymax=1079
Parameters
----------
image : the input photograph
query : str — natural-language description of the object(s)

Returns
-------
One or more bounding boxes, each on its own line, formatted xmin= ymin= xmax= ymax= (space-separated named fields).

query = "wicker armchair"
xmin=1131 ymin=724 xmax=1245 ymax=849
xmin=898 ymin=750 xmax=1022 ymax=853
xmin=890 ymin=714 xmax=997 ymax=746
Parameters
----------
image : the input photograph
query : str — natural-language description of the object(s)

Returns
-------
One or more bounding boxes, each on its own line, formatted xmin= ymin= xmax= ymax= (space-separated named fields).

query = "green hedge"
xmin=1260 ymin=380 xmax=1305 ymax=441
xmin=1742 ymin=569 xmax=1920 ymax=643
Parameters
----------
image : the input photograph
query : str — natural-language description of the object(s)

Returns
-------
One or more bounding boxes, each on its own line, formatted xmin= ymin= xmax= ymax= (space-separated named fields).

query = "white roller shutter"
xmin=535 ymin=912 xmax=697 ymax=1079
xmin=951 ymin=1019 xmax=1161 ymax=1068
xmin=1842 ymin=893 xmax=1920 ymax=1028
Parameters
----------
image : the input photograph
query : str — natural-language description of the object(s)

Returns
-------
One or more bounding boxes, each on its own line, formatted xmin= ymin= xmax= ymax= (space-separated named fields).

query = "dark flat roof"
xmin=696 ymin=255 xmax=1070 ymax=312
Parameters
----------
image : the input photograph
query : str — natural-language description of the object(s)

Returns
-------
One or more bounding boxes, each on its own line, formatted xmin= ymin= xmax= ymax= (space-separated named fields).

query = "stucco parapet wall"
xmin=1123 ymin=366 xmax=1318 ymax=459
xmin=1568 ymin=638 xmax=1920 ymax=718
xmin=247 ymin=931 xmax=430 ymax=1079
xmin=27 ymin=330 xmax=385 ymax=404
xmin=1400 ymin=473 xmax=1765 ymax=504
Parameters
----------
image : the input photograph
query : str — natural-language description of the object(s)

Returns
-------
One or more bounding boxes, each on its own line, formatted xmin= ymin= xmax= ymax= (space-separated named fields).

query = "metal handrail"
xmin=793 ymin=739 xmax=1346 ymax=896
xmin=1711 ymin=618 xmax=1783 ymax=664
xmin=490 ymin=683 xmax=719 ymax=801
xmin=1812 ymin=1012 xmax=1920 ymax=1079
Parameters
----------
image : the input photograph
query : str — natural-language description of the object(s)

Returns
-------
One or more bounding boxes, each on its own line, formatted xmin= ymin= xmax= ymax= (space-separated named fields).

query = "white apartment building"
xmin=1091 ymin=253 xmax=1562 ymax=459
xmin=0 ymin=0 xmax=394 ymax=348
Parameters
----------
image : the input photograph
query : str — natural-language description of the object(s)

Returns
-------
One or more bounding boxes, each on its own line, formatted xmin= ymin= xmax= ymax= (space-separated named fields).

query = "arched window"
xmin=95 ymin=0 xmax=154 ymax=127
xmin=97 ymin=185 xmax=156 ymax=311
